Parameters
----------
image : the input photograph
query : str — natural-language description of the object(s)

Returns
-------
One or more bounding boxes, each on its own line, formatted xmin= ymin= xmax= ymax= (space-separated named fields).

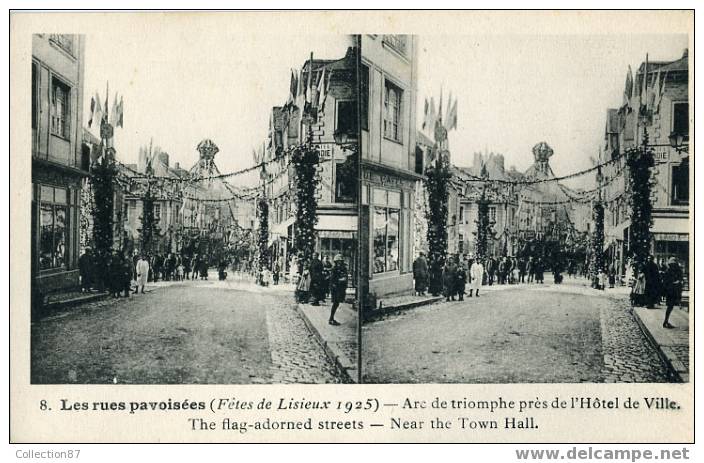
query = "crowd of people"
xmin=292 ymin=252 xmax=349 ymax=326
xmin=412 ymin=252 xmax=561 ymax=301
xmin=411 ymin=250 xmax=685 ymax=330
xmin=78 ymin=247 xmax=244 ymax=298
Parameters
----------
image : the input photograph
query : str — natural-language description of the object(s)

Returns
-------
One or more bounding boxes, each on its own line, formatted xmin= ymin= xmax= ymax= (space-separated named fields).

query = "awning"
xmin=271 ymin=216 xmax=295 ymax=236
xmin=652 ymin=217 xmax=689 ymax=235
xmin=315 ymin=215 xmax=357 ymax=232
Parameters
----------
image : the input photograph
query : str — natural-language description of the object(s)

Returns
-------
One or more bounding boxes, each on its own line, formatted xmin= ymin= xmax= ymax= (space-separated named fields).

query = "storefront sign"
xmin=653 ymin=232 xmax=688 ymax=242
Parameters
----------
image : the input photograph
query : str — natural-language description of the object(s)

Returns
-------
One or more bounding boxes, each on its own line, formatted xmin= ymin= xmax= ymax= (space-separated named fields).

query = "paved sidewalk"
xmin=633 ymin=305 xmax=690 ymax=382
xmin=296 ymin=302 xmax=358 ymax=383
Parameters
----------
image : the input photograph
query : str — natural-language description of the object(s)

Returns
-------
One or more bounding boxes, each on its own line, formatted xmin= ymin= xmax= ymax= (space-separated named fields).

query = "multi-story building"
xmin=601 ymin=49 xmax=689 ymax=284
xmin=266 ymin=45 xmax=359 ymax=277
xmin=360 ymin=35 xmax=421 ymax=298
xmin=31 ymin=34 xmax=88 ymax=302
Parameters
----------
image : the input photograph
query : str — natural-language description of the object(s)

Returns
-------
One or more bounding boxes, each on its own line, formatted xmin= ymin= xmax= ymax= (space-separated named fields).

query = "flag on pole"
xmin=657 ymin=71 xmax=668 ymax=111
xmin=446 ymin=98 xmax=458 ymax=131
xmin=422 ymin=98 xmax=429 ymax=130
xmin=89 ymin=91 xmax=103 ymax=128
xmin=110 ymin=93 xmax=119 ymax=125
xmin=623 ymin=65 xmax=633 ymax=107
xmin=88 ymin=96 xmax=96 ymax=128
xmin=314 ymin=67 xmax=326 ymax=109
xmin=114 ymin=96 xmax=124 ymax=128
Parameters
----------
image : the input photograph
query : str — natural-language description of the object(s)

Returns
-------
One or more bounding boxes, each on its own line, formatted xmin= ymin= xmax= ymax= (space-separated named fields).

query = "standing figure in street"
xmin=518 ymin=257 xmax=527 ymax=284
xmin=152 ymin=254 xmax=162 ymax=282
xmin=534 ymin=258 xmax=545 ymax=284
xmin=135 ymin=254 xmax=150 ymax=294
xmin=328 ymin=254 xmax=348 ymax=326
xmin=429 ymin=254 xmax=444 ymax=297
xmin=413 ymin=251 xmax=429 ymax=296
xmin=183 ymin=255 xmax=192 ymax=280
xmin=662 ymin=257 xmax=683 ymax=328
xmin=644 ymin=255 xmax=662 ymax=308
xmin=608 ymin=265 xmax=616 ymax=288
xmin=486 ymin=256 xmax=496 ymax=285
xmin=108 ymin=251 xmax=122 ymax=297
xmin=296 ymin=261 xmax=311 ymax=303
xmin=309 ymin=253 xmax=324 ymax=305
xmin=218 ymin=259 xmax=228 ymax=281
xmin=469 ymin=258 xmax=484 ymax=297
xmin=526 ymin=256 xmax=534 ymax=283
xmin=273 ymin=261 xmax=281 ymax=285
xmin=498 ymin=257 xmax=508 ymax=285
xmin=78 ymin=247 xmax=94 ymax=292
xmin=511 ymin=258 xmax=520 ymax=284
xmin=120 ymin=251 xmax=132 ymax=297
xmin=442 ymin=256 xmax=458 ymax=302
xmin=199 ymin=257 xmax=209 ymax=280
xmin=322 ymin=256 xmax=333 ymax=299
xmin=455 ymin=262 xmax=467 ymax=301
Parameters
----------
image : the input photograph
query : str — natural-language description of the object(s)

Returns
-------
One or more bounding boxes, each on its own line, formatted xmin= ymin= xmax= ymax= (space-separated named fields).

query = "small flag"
xmin=115 ymin=96 xmax=124 ymax=128
xmin=315 ymin=67 xmax=326 ymax=109
xmin=88 ymin=96 xmax=95 ymax=127
xmin=446 ymin=98 xmax=458 ymax=131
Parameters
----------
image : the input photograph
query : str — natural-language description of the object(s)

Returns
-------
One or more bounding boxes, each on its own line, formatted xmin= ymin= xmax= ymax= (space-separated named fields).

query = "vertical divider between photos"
xmin=355 ymin=34 xmax=365 ymax=385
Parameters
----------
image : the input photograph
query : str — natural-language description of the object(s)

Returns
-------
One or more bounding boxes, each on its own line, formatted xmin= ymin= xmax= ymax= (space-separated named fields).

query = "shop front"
xmin=361 ymin=162 xmax=420 ymax=298
xmin=316 ymin=214 xmax=357 ymax=287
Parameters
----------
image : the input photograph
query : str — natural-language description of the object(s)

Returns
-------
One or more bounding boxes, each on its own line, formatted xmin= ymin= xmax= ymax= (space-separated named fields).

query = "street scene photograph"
xmin=30 ymin=30 xmax=360 ymax=384
xmin=361 ymin=33 xmax=690 ymax=384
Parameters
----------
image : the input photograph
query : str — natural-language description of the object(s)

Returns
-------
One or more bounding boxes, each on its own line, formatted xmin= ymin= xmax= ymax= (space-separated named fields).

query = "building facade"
xmin=265 ymin=45 xmax=359 ymax=278
xmin=360 ymin=35 xmax=421 ymax=298
xmin=601 ymin=49 xmax=690 ymax=284
xmin=31 ymin=34 xmax=88 ymax=300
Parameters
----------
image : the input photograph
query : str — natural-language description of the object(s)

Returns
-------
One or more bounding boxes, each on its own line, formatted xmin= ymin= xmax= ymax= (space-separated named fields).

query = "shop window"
xmin=51 ymin=77 xmax=70 ymax=139
xmin=489 ymin=206 xmax=497 ymax=223
xmin=671 ymin=163 xmax=689 ymax=205
xmin=383 ymin=80 xmax=402 ymax=142
xmin=672 ymin=102 xmax=689 ymax=140
xmin=360 ymin=64 xmax=369 ymax=131
xmin=39 ymin=185 xmax=69 ymax=270
xmin=154 ymin=203 xmax=161 ymax=221
xmin=373 ymin=207 xmax=399 ymax=273
xmin=459 ymin=233 xmax=464 ymax=254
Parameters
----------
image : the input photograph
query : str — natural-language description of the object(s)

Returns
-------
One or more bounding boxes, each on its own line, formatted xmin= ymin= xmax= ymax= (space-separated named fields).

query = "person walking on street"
xmin=526 ymin=256 xmax=534 ymax=283
xmin=469 ymin=258 xmax=485 ymax=297
xmin=644 ymin=255 xmax=662 ymax=308
xmin=328 ymin=254 xmax=348 ymax=326
xmin=442 ymin=256 xmax=458 ymax=302
xmin=486 ymin=256 xmax=495 ymax=285
xmin=135 ymin=254 xmax=150 ymax=294
xmin=78 ymin=247 xmax=94 ymax=292
xmin=455 ymin=262 xmax=467 ymax=301
xmin=323 ymin=256 xmax=333 ymax=298
xmin=119 ymin=251 xmax=132 ymax=297
xmin=413 ymin=251 xmax=429 ymax=296
xmin=273 ymin=261 xmax=281 ymax=285
xmin=662 ymin=257 xmax=683 ymax=328
xmin=429 ymin=254 xmax=444 ymax=297
xmin=534 ymin=258 xmax=544 ymax=284
xmin=309 ymin=253 xmax=324 ymax=305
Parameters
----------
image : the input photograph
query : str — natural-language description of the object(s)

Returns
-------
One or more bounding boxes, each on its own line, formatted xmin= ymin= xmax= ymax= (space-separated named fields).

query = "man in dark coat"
xmin=455 ymin=262 xmax=467 ymax=301
xmin=534 ymin=258 xmax=545 ymax=284
xmin=518 ymin=257 xmax=527 ymax=283
xmin=322 ymin=256 xmax=333 ymax=297
xmin=413 ymin=252 xmax=429 ymax=296
xmin=328 ymin=254 xmax=348 ymax=326
xmin=526 ymin=256 xmax=535 ymax=283
xmin=486 ymin=257 xmax=495 ymax=285
xmin=442 ymin=256 xmax=458 ymax=302
xmin=429 ymin=255 xmax=444 ymax=296
xmin=309 ymin=253 xmax=324 ymax=305
xmin=662 ymin=257 xmax=683 ymax=328
xmin=78 ymin=247 xmax=94 ymax=292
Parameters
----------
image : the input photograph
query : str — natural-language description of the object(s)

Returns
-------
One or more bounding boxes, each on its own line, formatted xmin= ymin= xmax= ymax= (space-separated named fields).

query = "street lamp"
xmin=668 ymin=131 xmax=689 ymax=154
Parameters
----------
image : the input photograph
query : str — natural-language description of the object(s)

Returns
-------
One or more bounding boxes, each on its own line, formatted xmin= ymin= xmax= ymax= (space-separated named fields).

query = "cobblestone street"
xmin=363 ymin=278 xmax=671 ymax=383
xmin=31 ymin=279 xmax=347 ymax=384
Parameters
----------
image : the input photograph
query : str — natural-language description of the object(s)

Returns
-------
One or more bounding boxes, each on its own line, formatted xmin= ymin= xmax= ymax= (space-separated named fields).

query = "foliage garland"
xmin=590 ymin=200 xmax=605 ymax=275
xmin=425 ymin=152 xmax=451 ymax=266
xmin=625 ymin=132 xmax=655 ymax=274
xmin=257 ymin=197 xmax=270 ymax=275
xmin=291 ymin=142 xmax=320 ymax=267
xmin=90 ymin=157 xmax=117 ymax=287
xmin=474 ymin=190 xmax=497 ymax=260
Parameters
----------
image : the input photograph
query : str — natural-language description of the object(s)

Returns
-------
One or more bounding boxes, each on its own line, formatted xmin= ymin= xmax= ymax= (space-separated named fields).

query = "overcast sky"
xmin=416 ymin=34 xmax=688 ymax=187
xmin=83 ymin=33 xmax=354 ymax=183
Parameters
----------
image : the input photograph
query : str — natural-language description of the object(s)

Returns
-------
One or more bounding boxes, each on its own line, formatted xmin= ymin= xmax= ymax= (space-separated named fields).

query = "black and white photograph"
xmin=29 ymin=31 xmax=360 ymax=384
xmin=360 ymin=33 xmax=691 ymax=384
